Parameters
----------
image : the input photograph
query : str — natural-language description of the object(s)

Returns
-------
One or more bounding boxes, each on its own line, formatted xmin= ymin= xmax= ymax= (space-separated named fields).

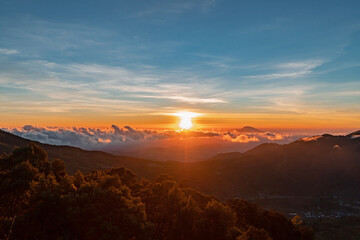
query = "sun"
xmin=180 ymin=115 xmax=193 ymax=129
xmin=173 ymin=112 xmax=201 ymax=130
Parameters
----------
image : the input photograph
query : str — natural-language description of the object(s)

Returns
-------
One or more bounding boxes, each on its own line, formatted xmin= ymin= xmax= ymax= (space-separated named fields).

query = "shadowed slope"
xmin=0 ymin=129 xmax=161 ymax=175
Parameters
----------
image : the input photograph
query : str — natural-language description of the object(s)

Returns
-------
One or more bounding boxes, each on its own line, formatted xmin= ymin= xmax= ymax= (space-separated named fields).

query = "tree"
xmin=237 ymin=226 xmax=272 ymax=240
xmin=51 ymin=158 xmax=66 ymax=182
xmin=0 ymin=145 xmax=314 ymax=240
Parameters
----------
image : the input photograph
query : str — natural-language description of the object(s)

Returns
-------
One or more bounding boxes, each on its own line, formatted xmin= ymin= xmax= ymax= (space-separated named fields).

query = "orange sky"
xmin=1 ymin=110 xmax=359 ymax=131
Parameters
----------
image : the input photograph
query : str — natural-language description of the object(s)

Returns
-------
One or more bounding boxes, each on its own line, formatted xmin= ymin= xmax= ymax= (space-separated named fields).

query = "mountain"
xmin=347 ymin=130 xmax=360 ymax=138
xmin=0 ymin=143 xmax=313 ymax=240
xmin=0 ymin=129 xmax=160 ymax=175
xmin=209 ymin=151 xmax=243 ymax=160
xmin=104 ymin=135 xmax=261 ymax=162
xmin=1 ymin=129 xmax=360 ymax=217
xmin=188 ymin=132 xmax=360 ymax=199
xmin=236 ymin=126 xmax=263 ymax=133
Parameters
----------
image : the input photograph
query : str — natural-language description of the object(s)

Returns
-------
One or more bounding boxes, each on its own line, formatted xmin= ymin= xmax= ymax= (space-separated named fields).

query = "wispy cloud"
xmin=332 ymin=91 xmax=360 ymax=96
xmin=134 ymin=95 xmax=226 ymax=104
xmin=245 ymin=59 xmax=326 ymax=80
xmin=0 ymin=17 xmax=146 ymax=63
xmin=1 ymin=14 xmax=358 ymax=127
xmin=0 ymin=59 xmax=227 ymax=115
xmin=134 ymin=0 xmax=217 ymax=17
xmin=0 ymin=48 xmax=19 ymax=55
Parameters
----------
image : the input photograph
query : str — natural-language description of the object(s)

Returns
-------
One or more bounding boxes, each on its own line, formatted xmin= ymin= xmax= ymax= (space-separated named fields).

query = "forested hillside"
xmin=2 ymin=129 xmax=359 ymax=202
xmin=0 ymin=144 xmax=313 ymax=240
xmin=0 ymin=129 xmax=153 ymax=174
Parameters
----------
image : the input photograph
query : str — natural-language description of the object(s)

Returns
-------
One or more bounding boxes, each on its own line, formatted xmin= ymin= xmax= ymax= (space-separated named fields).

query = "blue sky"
xmin=0 ymin=0 xmax=359 ymax=128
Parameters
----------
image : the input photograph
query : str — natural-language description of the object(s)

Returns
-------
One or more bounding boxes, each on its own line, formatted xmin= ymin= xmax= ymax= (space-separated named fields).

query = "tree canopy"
xmin=0 ymin=144 xmax=313 ymax=240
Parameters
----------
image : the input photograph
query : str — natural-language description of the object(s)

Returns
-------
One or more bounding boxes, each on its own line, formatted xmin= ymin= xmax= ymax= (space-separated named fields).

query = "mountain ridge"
xmin=0 ymin=129 xmax=160 ymax=175
xmin=1 ymin=129 xmax=360 ymax=204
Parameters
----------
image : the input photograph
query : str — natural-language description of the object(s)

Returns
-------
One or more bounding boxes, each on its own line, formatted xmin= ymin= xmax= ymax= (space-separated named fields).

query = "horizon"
xmin=2 ymin=124 xmax=358 ymax=133
xmin=2 ymin=124 xmax=358 ymax=163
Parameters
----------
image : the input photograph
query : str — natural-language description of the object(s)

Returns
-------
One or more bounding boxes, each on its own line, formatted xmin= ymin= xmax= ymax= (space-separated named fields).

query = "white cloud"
xmin=0 ymin=59 xmax=227 ymax=114
xmin=2 ymin=125 xmax=298 ymax=159
xmin=134 ymin=0 xmax=217 ymax=17
xmin=0 ymin=48 xmax=19 ymax=55
xmin=245 ymin=59 xmax=326 ymax=80
xmin=222 ymin=130 xmax=290 ymax=143
xmin=134 ymin=94 xmax=226 ymax=104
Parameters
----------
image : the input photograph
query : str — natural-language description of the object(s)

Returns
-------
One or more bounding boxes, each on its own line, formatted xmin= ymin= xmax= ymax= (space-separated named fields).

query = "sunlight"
xmin=173 ymin=112 xmax=201 ymax=130
xmin=180 ymin=115 xmax=192 ymax=129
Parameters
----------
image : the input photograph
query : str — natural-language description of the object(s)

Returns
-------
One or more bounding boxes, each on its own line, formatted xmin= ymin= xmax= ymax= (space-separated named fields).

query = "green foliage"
xmin=0 ymin=144 xmax=314 ymax=240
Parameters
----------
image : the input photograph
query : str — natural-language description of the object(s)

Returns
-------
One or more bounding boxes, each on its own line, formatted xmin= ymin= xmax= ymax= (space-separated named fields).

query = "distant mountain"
xmin=236 ymin=126 xmax=263 ymax=133
xmin=195 ymin=132 xmax=360 ymax=199
xmin=105 ymin=135 xmax=264 ymax=162
xmin=347 ymin=130 xmax=360 ymax=138
xmin=209 ymin=151 xmax=243 ymax=160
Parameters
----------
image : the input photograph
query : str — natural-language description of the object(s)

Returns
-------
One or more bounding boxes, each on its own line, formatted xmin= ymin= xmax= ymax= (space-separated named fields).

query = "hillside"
xmin=207 ymin=133 xmax=360 ymax=198
xmin=0 ymin=144 xmax=313 ymax=240
xmin=1 ymin=129 xmax=360 ymax=217
xmin=0 ymin=129 xmax=162 ymax=175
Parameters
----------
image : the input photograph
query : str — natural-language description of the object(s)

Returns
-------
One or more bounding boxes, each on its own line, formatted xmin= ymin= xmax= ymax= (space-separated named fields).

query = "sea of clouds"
xmin=2 ymin=125 xmax=305 ymax=161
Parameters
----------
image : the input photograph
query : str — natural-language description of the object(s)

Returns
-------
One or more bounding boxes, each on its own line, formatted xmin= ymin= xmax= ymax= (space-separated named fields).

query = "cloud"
xmin=2 ymin=125 xmax=311 ymax=162
xmin=2 ymin=125 xmax=220 ymax=149
xmin=0 ymin=48 xmax=19 ymax=55
xmin=245 ymin=59 xmax=325 ymax=80
xmin=222 ymin=130 xmax=290 ymax=143
xmin=223 ymin=133 xmax=260 ymax=143
xmin=134 ymin=0 xmax=217 ymax=17
xmin=0 ymin=59 xmax=227 ymax=115
xmin=2 ymin=19 xmax=114 ymax=53
xmin=1 ymin=17 xmax=353 ymax=121
xmin=135 ymin=95 xmax=226 ymax=104
xmin=330 ymin=91 xmax=360 ymax=96
xmin=2 ymin=125 xmax=295 ymax=149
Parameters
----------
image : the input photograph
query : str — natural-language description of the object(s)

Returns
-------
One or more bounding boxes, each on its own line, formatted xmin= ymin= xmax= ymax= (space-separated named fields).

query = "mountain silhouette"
xmin=1 ymin=129 xmax=359 ymax=203
xmin=0 ymin=129 xmax=156 ymax=175
xmin=347 ymin=130 xmax=360 ymax=138
xmin=236 ymin=126 xmax=263 ymax=133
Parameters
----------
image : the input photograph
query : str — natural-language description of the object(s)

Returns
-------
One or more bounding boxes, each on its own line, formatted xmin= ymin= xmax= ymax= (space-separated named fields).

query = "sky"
xmin=0 ymin=0 xmax=360 ymax=129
